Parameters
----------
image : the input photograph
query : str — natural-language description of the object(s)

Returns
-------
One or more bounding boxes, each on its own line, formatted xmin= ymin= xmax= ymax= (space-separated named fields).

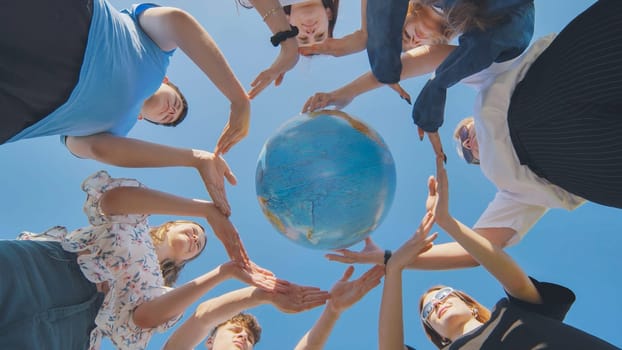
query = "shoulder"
xmin=504 ymin=276 xmax=575 ymax=321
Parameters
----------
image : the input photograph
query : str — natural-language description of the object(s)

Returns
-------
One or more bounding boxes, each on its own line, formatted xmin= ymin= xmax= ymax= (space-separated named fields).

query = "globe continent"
xmin=256 ymin=110 xmax=396 ymax=250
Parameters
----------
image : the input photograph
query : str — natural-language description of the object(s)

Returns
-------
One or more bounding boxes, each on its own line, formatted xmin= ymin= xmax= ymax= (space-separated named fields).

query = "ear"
xmin=137 ymin=114 xmax=144 ymax=120
xmin=205 ymin=336 xmax=214 ymax=350
xmin=162 ymin=76 xmax=169 ymax=84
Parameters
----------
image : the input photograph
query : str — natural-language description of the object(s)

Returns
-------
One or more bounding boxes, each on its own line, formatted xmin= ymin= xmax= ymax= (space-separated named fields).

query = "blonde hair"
xmin=418 ymin=0 xmax=505 ymax=35
xmin=419 ymin=285 xmax=491 ymax=348
xmin=453 ymin=116 xmax=474 ymax=142
xmin=149 ymin=220 xmax=206 ymax=286
xmin=407 ymin=1 xmax=457 ymax=45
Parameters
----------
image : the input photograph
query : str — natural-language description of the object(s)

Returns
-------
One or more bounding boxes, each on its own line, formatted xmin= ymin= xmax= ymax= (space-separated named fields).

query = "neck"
xmin=448 ymin=318 xmax=483 ymax=341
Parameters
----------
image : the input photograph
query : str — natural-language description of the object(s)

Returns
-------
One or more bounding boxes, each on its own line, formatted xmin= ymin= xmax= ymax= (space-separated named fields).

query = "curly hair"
xmin=209 ymin=313 xmax=262 ymax=345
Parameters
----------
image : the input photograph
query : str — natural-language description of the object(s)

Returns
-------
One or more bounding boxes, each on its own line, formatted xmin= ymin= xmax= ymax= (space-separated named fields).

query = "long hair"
xmin=418 ymin=285 xmax=491 ymax=349
xmin=149 ymin=220 xmax=206 ymax=286
xmin=407 ymin=1 xmax=456 ymax=45
xmin=237 ymin=1 xmax=340 ymax=38
xmin=419 ymin=0 xmax=505 ymax=34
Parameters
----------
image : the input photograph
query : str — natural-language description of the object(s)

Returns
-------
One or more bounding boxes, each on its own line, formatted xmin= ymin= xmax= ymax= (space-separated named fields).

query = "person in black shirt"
xmin=379 ymin=157 xmax=619 ymax=350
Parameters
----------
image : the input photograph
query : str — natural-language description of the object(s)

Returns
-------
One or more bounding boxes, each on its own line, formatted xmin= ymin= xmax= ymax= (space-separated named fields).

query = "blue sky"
xmin=1 ymin=1 xmax=620 ymax=349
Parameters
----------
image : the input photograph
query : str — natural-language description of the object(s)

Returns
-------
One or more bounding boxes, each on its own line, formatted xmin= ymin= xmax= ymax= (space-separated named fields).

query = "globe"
xmin=255 ymin=110 xmax=397 ymax=250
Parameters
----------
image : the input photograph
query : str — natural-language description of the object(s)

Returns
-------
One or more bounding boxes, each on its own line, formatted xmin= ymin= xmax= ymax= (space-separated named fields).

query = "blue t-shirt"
xmin=8 ymin=1 xmax=173 ymax=143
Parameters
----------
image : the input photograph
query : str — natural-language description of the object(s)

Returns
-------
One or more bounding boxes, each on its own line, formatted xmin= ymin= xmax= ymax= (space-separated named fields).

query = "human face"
xmin=141 ymin=84 xmax=184 ymax=125
xmin=166 ymin=222 xmax=206 ymax=263
xmin=289 ymin=1 xmax=331 ymax=47
xmin=207 ymin=322 xmax=255 ymax=350
xmin=402 ymin=10 xmax=443 ymax=51
xmin=421 ymin=288 xmax=474 ymax=335
xmin=458 ymin=123 xmax=480 ymax=164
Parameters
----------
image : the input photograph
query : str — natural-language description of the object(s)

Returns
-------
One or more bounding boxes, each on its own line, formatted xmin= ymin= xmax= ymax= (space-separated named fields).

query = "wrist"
xmin=270 ymin=26 xmax=299 ymax=47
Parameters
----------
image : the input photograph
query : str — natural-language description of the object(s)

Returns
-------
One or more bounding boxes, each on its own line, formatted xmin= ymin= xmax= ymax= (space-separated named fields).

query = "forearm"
xmin=169 ymin=12 xmax=248 ymax=106
xmin=99 ymin=186 xmax=210 ymax=217
xmin=378 ymin=267 xmax=405 ymax=350
xmin=405 ymin=241 xmax=479 ymax=270
xmin=438 ymin=218 xmax=534 ymax=298
xmin=134 ymin=265 xmax=232 ymax=329
xmin=164 ymin=287 xmax=268 ymax=350
xmin=400 ymin=44 xmax=456 ymax=80
xmin=294 ymin=307 xmax=341 ymax=350
xmin=250 ymin=0 xmax=292 ymax=33
xmin=66 ymin=133 xmax=200 ymax=168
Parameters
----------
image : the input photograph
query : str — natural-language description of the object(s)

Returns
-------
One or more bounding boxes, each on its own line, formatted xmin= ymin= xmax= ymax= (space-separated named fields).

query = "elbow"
xmin=132 ymin=307 xmax=158 ymax=329
xmin=66 ymin=134 xmax=110 ymax=160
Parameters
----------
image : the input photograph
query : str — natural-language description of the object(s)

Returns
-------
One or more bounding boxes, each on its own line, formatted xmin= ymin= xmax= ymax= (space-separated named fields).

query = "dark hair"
xmin=283 ymin=0 xmax=340 ymax=38
xmin=209 ymin=313 xmax=262 ymax=345
xmin=145 ymin=80 xmax=189 ymax=127
xmin=419 ymin=0 xmax=505 ymax=34
xmin=150 ymin=220 xmax=207 ymax=286
xmin=236 ymin=0 xmax=340 ymax=38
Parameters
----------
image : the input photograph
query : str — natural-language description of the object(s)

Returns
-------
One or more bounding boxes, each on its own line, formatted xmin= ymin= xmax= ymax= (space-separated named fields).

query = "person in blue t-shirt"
xmin=1 ymin=0 xmax=250 ymax=224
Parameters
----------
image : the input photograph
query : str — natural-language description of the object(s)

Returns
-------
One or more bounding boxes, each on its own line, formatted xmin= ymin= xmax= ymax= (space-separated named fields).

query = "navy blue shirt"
xmin=366 ymin=0 xmax=535 ymax=132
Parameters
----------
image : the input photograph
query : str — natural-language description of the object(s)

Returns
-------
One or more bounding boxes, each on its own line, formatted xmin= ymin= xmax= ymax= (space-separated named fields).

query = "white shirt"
xmin=460 ymin=34 xmax=585 ymax=245
xmin=19 ymin=171 xmax=181 ymax=350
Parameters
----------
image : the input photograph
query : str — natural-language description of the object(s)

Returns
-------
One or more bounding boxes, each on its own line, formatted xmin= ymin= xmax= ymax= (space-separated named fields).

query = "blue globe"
xmin=256 ymin=110 xmax=396 ymax=250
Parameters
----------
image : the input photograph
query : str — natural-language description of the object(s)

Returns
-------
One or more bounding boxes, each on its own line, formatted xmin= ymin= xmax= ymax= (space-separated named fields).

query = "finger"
xmin=275 ymin=72 xmax=285 ymax=86
xmin=388 ymin=83 xmax=411 ymax=105
xmin=340 ymin=265 xmax=355 ymax=282
xmin=427 ymin=176 xmax=437 ymax=196
xmin=418 ymin=127 xmax=425 ymax=141
xmin=324 ymin=254 xmax=353 ymax=263
xmin=248 ymin=75 xmax=272 ymax=99
xmin=427 ymin=132 xmax=447 ymax=163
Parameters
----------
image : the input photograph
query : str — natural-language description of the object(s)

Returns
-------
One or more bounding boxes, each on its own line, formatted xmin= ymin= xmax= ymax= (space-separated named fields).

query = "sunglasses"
xmin=421 ymin=287 xmax=455 ymax=321
xmin=457 ymin=125 xmax=480 ymax=165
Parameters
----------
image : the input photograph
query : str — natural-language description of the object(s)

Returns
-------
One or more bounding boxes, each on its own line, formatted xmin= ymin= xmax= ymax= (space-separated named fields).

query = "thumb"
xmin=340 ymin=265 xmax=355 ymax=282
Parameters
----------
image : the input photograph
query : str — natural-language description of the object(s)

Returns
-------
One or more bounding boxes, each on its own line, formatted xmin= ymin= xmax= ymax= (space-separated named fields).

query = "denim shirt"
xmin=366 ymin=0 xmax=534 ymax=132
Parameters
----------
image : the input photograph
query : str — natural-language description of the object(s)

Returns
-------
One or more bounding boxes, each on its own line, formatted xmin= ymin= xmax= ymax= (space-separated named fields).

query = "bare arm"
xmin=133 ymin=263 xmax=235 ymax=330
xmin=163 ymin=287 xmax=269 ymax=350
xmin=299 ymin=0 xmax=368 ymax=57
xmin=325 ymin=227 xmax=515 ymax=271
xmin=295 ymin=265 xmax=384 ymax=350
xmin=302 ymin=44 xmax=455 ymax=112
xmin=66 ymin=133 xmax=236 ymax=216
xmin=247 ymin=0 xmax=299 ymax=99
xmin=433 ymin=157 xmax=541 ymax=303
xmin=138 ymin=6 xmax=250 ymax=155
xmin=165 ymin=283 xmax=329 ymax=350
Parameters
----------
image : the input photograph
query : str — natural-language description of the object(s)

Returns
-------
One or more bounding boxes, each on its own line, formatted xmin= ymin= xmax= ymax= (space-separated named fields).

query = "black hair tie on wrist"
xmin=384 ymin=249 xmax=392 ymax=265
xmin=270 ymin=25 xmax=299 ymax=47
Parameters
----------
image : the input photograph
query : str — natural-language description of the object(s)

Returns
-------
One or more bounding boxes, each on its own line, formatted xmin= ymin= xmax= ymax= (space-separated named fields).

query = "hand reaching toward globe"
xmin=325 ymin=237 xmax=384 ymax=265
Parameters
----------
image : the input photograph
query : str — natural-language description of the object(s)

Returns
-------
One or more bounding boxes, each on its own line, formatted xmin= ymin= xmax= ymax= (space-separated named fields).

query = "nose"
xmin=235 ymin=331 xmax=249 ymax=343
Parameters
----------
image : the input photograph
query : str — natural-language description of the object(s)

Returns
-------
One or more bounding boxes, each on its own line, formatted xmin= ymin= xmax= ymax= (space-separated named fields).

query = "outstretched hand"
xmin=386 ymin=212 xmax=438 ymax=271
xmin=225 ymin=260 xmax=290 ymax=293
xmin=248 ymin=39 xmax=298 ymax=99
xmin=194 ymin=151 xmax=237 ymax=217
xmin=327 ymin=265 xmax=384 ymax=314
xmin=215 ymin=99 xmax=251 ymax=156
xmin=302 ymin=90 xmax=354 ymax=113
xmin=325 ymin=237 xmax=384 ymax=265
xmin=270 ymin=283 xmax=330 ymax=314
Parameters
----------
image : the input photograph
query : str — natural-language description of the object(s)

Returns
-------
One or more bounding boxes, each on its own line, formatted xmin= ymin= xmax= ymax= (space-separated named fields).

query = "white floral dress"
xmin=19 ymin=170 xmax=182 ymax=350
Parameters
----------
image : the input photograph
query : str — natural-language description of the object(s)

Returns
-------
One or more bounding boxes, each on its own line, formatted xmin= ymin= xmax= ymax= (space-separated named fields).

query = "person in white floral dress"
xmin=0 ymin=170 xmax=318 ymax=350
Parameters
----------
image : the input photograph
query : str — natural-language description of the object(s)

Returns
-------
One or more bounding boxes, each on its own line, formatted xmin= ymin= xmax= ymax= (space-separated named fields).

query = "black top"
xmin=409 ymin=278 xmax=620 ymax=350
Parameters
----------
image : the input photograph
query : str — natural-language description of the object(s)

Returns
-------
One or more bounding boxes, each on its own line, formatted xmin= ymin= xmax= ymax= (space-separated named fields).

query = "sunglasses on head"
xmin=457 ymin=125 xmax=480 ymax=165
xmin=421 ymin=287 xmax=455 ymax=321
